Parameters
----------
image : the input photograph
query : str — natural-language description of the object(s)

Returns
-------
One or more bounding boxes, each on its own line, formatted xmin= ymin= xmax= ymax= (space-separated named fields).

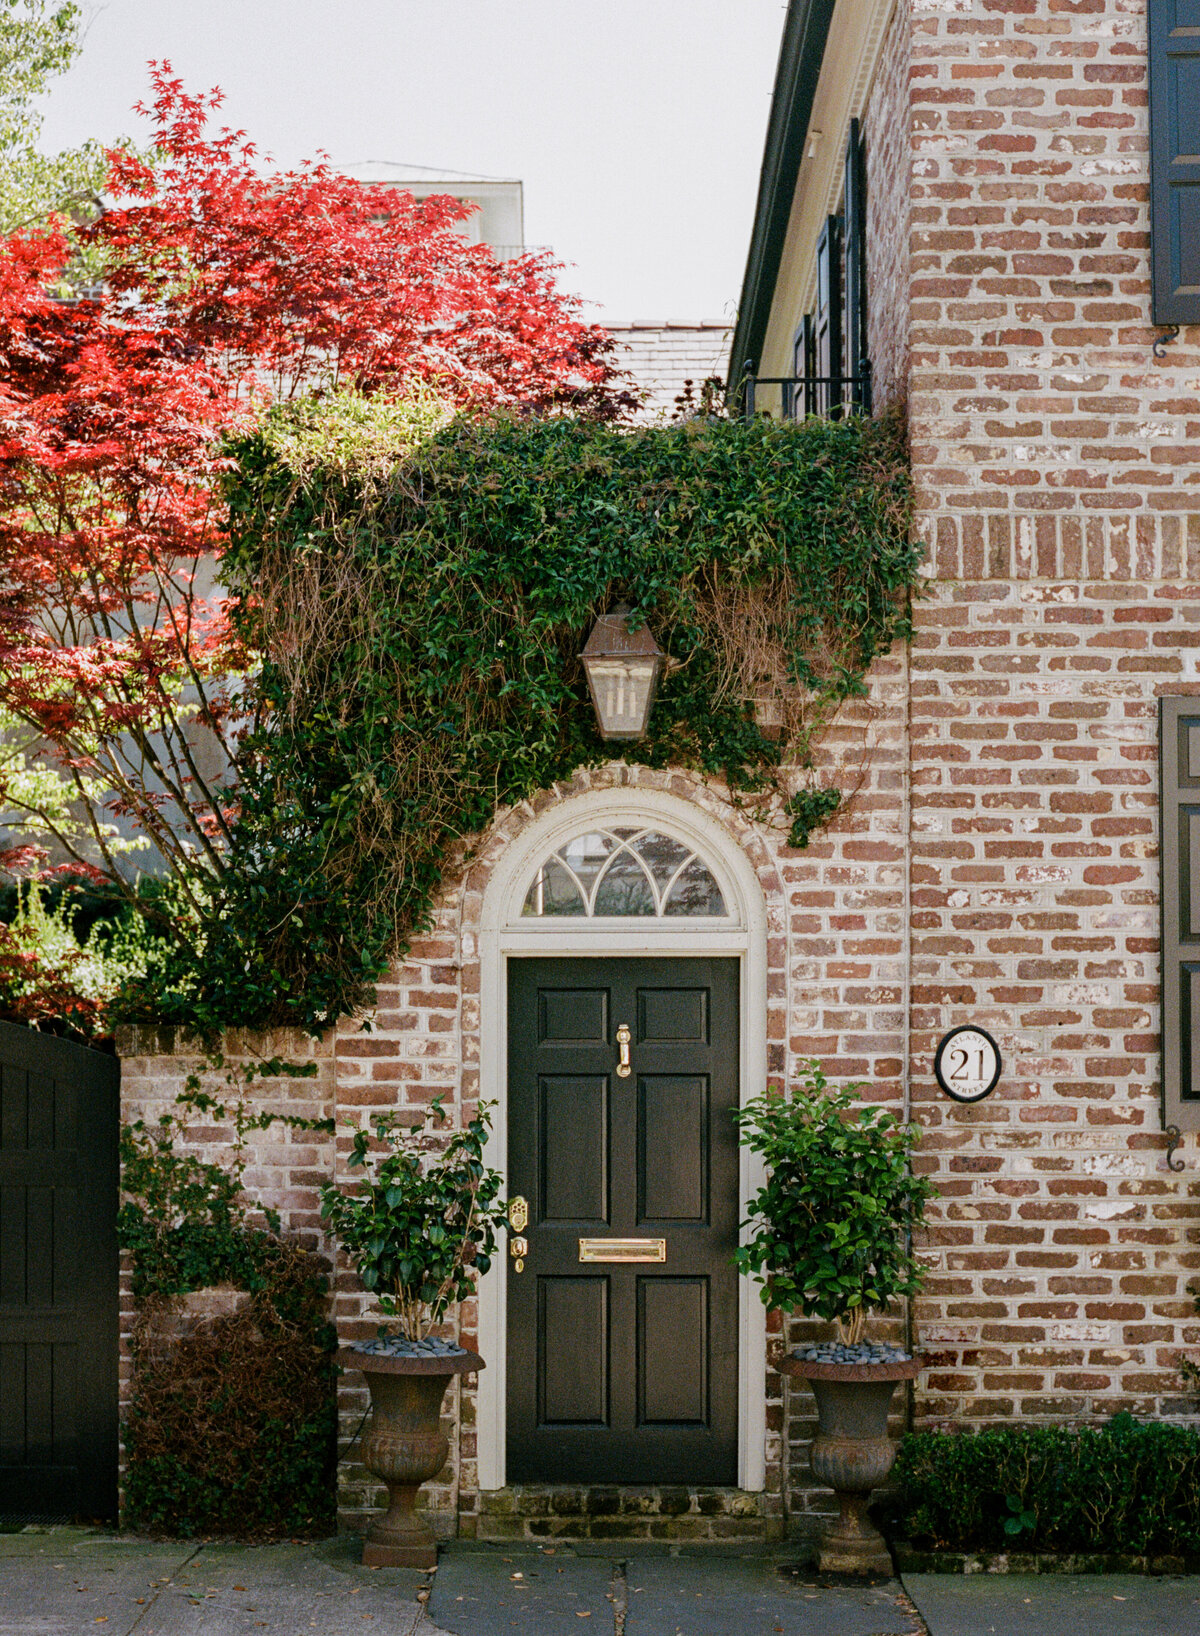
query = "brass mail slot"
xmin=578 ymin=1237 xmax=666 ymax=1264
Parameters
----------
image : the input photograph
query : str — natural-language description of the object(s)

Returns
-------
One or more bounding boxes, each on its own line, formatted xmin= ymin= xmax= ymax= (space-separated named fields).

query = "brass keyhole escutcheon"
xmin=616 ymin=1022 xmax=632 ymax=1078
xmin=510 ymin=1235 xmax=528 ymax=1274
xmin=508 ymin=1195 xmax=528 ymax=1233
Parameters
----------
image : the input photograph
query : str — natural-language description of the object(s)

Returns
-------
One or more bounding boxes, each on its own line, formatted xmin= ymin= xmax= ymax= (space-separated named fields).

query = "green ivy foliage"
xmin=890 ymin=1418 xmax=1200 ymax=1558
xmin=121 ymin=399 xmax=916 ymax=1036
xmin=119 ymin=1071 xmax=338 ymax=1539
xmin=734 ymin=1060 xmax=935 ymax=1339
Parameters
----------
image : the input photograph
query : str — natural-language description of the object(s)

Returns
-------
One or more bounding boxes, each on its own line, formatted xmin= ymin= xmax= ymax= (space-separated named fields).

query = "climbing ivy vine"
xmin=116 ymin=395 xmax=917 ymax=1036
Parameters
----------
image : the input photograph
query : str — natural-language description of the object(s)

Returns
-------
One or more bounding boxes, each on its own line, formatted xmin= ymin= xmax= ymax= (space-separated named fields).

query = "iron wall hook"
xmin=1166 ymin=1125 xmax=1186 ymax=1172
xmin=1153 ymin=325 xmax=1181 ymax=360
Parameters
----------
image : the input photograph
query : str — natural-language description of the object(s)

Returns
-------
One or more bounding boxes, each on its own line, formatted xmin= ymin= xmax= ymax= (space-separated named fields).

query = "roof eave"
xmin=727 ymin=0 xmax=837 ymax=396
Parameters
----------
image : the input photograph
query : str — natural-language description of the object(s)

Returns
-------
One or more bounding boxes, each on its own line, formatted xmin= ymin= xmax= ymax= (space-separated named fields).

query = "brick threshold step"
xmin=475 ymin=1485 xmax=770 ymax=1541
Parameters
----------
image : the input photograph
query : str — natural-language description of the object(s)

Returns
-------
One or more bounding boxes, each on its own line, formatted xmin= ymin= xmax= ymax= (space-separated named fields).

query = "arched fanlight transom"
xmin=521 ymin=827 xmax=727 ymax=919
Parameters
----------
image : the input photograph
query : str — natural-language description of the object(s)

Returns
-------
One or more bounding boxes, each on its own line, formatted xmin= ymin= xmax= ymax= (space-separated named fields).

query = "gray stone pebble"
xmin=791 ymin=1342 xmax=913 ymax=1364
xmin=351 ymin=1335 xmax=467 ymax=1357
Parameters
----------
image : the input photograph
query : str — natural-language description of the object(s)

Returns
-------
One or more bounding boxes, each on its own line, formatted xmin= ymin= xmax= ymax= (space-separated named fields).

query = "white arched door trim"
xmin=475 ymin=786 xmax=769 ymax=1492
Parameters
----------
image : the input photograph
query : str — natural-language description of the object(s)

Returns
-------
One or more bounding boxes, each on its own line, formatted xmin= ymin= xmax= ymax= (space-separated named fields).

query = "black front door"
xmin=506 ymin=957 xmax=739 ymax=1485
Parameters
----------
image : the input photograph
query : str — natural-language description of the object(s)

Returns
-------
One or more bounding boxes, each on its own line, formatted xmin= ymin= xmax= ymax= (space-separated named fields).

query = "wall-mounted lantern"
xmin=581 ymin=605 xmax=665 ymax=741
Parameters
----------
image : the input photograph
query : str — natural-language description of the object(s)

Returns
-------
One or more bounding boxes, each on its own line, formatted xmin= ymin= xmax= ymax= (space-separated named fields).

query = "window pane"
xmin=632 ymin=831 xmax=693 ymax=893
xmin=558 ymin=831 xmax=617 ymax=896
xmin=593 ymin=851 xmax=656 ymax=916
xmin=663 ymin=858 xmax=726 ymax=917
xmin=522 ymin=858 xmax=586 ymax=917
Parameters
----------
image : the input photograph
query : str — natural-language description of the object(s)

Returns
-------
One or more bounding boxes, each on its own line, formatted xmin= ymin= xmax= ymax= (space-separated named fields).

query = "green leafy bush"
xmin=734 ymin=1060 xmax=935 ymax=1343
xmin=320 ymin=1098 xmax=505 ymax=1341
xmin=0 ymin=877 xmax=164 ymax=1037
xmin=122 ymin=1239 xmax=337 ymax=1539
xmin=890 ymin=1418 xmax=1200 ymax=1558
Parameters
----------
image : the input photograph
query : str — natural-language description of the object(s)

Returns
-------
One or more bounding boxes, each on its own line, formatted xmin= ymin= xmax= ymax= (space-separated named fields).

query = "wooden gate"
xmin=0 ymin=1020 xmax=119 ymax=1520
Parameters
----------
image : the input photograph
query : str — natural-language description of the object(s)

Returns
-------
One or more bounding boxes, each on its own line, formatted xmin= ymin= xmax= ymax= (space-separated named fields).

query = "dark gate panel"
xmin=507 ymin=957 xmax=739 ymax=1485
xmin=0 ymin=1021 xmax=119 ymax=1519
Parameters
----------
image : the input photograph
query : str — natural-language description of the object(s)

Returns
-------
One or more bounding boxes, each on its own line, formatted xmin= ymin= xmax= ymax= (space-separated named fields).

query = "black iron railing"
xmin=741 ymin=360 xmax=872 ymax=421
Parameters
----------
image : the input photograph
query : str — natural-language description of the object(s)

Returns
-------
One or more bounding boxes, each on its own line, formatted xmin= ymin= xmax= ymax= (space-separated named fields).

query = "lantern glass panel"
xmin=584 ymin=657 xmax=659 ymax=740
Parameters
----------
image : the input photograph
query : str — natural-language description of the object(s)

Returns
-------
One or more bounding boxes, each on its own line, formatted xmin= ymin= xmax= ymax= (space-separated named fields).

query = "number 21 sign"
xmin=934 ymin=1025 xmax=1002 ymax=1104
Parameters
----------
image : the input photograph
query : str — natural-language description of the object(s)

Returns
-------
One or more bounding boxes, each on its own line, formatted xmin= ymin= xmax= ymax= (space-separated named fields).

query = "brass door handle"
xmin=510 ymin=1235 xmax=528 ymax=1273
xmin=616 ymin=1022 xmax=632 ymax=1078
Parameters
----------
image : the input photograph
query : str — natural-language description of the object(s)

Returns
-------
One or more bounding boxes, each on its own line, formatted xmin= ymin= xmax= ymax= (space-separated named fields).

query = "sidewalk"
xmin=2 ymin=1528 xmax=1199 ymax=1636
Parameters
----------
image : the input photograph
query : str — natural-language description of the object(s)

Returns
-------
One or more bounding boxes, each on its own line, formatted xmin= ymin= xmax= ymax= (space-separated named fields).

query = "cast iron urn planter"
xmin=781 ymin=1353 xmax=921 ymax=1575
xmin=341 ymin=1343 xmax=484 ymax=1569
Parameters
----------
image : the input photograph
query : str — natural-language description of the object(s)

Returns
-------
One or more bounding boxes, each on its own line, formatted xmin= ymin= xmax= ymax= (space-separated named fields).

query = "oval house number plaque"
xmin=934 ymin=1025 xmax=1002 ymax=1104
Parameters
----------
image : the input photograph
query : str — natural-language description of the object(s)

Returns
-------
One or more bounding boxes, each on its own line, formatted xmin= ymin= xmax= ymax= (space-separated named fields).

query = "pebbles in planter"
xmin=791 ymin=1342 xmax=913 ymax=1364
xmin=352 ymin=1335 xmax=468 ymax=1358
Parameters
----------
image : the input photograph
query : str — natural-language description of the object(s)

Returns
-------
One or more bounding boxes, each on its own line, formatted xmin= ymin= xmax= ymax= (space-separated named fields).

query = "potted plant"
xmin=320 ymin=1097 xmax=505 ymax=1568
xmin=735 ymin=1061 xmax=936 ymax=1574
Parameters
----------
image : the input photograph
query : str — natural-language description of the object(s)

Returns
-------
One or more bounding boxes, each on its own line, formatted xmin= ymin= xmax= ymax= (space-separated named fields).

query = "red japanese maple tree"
xmin=0 ymin=68 xmax=633 ymax=979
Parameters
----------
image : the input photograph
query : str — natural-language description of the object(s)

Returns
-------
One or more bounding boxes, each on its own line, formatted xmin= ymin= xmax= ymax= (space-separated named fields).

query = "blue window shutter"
xmin=1149 ymin=1 xmax=1200 ymax=324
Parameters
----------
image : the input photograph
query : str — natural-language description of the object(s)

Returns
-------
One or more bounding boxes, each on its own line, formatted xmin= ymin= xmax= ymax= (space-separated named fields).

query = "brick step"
xmin=475 ymin=1485 xmax=770 ymax=1541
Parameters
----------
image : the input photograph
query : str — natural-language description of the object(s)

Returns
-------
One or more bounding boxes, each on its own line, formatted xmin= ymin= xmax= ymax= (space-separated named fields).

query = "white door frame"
xmin=474 ymin=787 xmax=769 ymax=1492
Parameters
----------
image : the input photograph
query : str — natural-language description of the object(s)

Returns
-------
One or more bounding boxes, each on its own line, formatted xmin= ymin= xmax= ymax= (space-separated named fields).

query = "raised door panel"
xmin=538 ymin=1278 xmax=609 ymax=1426
xmin=638 ymin=1078 xmax=708 ymax=1223
xmin=539 ymin=1077 xmax=608 ymax=1224
xmin=638 ymin=1278 xmax=708 ymax=1426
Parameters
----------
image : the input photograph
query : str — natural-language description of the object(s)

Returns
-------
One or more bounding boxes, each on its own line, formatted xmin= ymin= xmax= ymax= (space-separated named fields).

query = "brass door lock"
xmin=508 ymin=1197 xmax=529 ymax=1272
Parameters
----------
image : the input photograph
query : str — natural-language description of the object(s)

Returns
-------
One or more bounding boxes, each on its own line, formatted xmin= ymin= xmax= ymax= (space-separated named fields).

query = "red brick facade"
xmin=118 ymin=0 xmax=1200 ymax=1544
xmin=904 ymin=0 xmax=1200 ymax=1435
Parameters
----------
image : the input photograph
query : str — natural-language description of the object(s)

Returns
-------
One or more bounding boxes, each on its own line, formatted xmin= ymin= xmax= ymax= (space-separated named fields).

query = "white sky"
xmin=38 ymin=0 xmax=787 ymax=324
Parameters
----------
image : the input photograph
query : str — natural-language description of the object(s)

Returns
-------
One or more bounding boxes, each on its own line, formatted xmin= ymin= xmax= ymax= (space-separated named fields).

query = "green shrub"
xmin=122 ymin=1237 xmax=337 ymax=1539
xmin=320 ymin=1097 xmax=505 ymax=1341
xmin=890 ymin=1417 xmax=1200 ymax=1558
xmin=734 ymin=1060 xmax=935 ymax=1342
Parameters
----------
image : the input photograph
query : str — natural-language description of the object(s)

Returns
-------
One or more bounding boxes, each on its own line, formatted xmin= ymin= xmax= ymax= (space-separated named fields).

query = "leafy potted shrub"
xmin=735 ymin=1061 xmax=936 ymax=1574
xmin=320 ymin=1098 xmax=505 ymax=1567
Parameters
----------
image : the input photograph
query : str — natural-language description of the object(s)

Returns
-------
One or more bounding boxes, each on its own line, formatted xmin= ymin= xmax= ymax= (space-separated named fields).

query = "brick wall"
xmin=905 ymin=0 xmax=1200 ymax=1426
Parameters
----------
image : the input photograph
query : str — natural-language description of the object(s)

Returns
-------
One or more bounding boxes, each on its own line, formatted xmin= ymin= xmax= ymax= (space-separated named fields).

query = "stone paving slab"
xmin=423 ymin=1545 xmax=923 ymax=1636
xmin=902 ymin=1571 xmax=1200 ymax=1636
xmin=425 ymin=1545 xmax=614 ymax=1633
xmin=0 ymin=1532 xmax=199 ymax=1636
xmin=0 ymin=1530 xmax=427 ymax=1636
xmin=619 ymin=1555 xmax=922 ymax=1636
